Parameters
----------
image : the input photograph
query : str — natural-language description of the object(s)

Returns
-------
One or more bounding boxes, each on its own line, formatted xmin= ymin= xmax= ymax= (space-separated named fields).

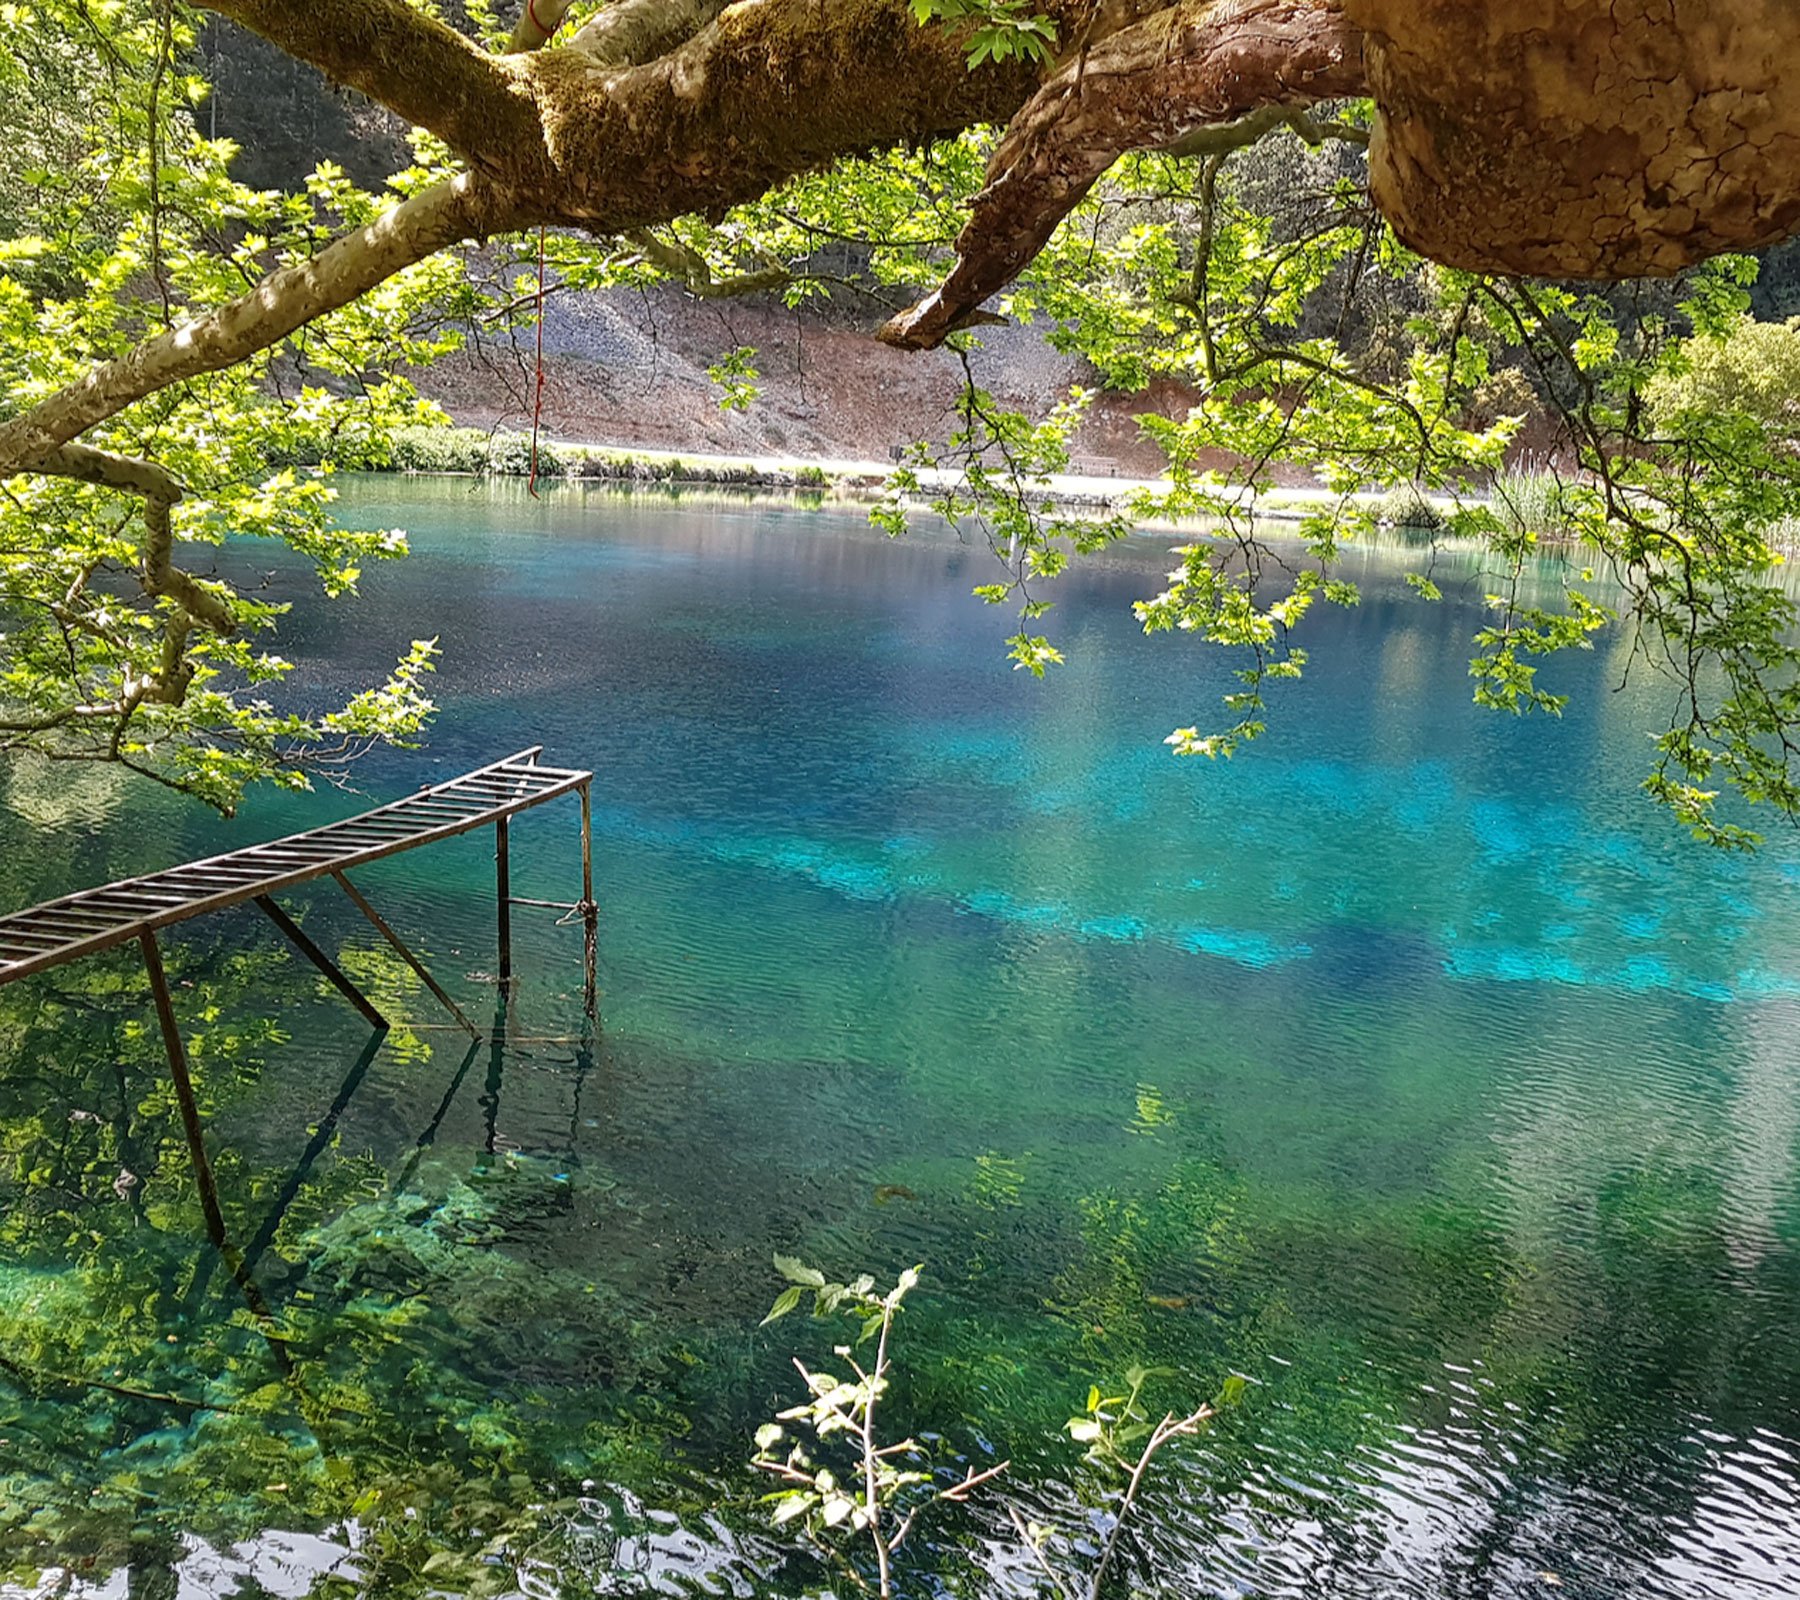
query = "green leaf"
xmin=774 ymin=1254 xmax=827 ymax=1287
xmin=1215 ymin=1373 xmax=1251 ymax=1410
xmin=772 ymin=1491 xmax=815 ymax=1525
xmin=762 ymin=1285 xmax=805 ymax=1324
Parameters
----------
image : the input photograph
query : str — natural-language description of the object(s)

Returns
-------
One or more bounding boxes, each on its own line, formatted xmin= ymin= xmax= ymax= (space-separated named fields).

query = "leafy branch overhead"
xmin=909 ymin=0 xmax=1060 ymax=69
xmin=4 ymin=0 xmax=1800 ymax=833
xmin=875 ymin=153 xmax=1800 ymax=844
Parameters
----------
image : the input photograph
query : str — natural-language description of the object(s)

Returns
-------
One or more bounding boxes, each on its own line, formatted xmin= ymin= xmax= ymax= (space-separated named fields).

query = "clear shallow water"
xmin=3 ymin=480 xmax=1800 ymax=1596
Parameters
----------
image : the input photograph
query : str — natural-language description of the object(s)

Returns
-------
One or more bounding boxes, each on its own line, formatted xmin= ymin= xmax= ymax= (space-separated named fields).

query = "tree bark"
xmin=517 ymin=0 xmax=1042 ymax=229
xmin=130 ymin=0 xmax=1800 ymax=292
xmin=568 ymin=0 xmax=735 ymax=66
xmin=1347 ymin=0 xmax=1800 ymax=277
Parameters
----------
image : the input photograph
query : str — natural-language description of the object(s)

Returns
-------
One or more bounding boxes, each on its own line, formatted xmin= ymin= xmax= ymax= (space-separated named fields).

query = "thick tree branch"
xmin=879 ymin=0 xmax=1365 ymax=349
xmin=521 ymin=0 xmax=1043 ymax=230
xmin=0 ymin=175 xmax=521 ymax=475
xmin=1346 ymin=0 xmax=1800 ymax=276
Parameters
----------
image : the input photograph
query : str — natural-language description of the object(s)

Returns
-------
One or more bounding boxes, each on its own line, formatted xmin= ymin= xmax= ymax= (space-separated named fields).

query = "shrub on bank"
xmin=280 ymin=424 xmax=848 ymax=490
xmin=383 ymin=426 xmax=566 ymax=477
xmin=1493 ymin=463 xmax=1578 ymax=540
xmin=1373 ymin=487 xmax=1444 ymax=531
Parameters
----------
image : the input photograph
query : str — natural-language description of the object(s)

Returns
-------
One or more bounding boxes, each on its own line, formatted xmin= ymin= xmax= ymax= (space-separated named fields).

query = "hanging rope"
xmin=529 ymin=224 xmax=547 ymax=497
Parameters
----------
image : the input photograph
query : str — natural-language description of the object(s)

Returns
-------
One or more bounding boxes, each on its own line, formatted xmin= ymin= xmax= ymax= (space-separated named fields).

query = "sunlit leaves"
xmin=706 ymin=345 xmax=762 ymax=412
xmin=876 ymin=119 xmax=1800 ymax=843
xmin=909 ymin=0 xmax=1058 ymax=68
xmin=751 ymin=1259 xmax=949 ymax=1593
xmin=0 ymin=0 xmax=489 ymax=810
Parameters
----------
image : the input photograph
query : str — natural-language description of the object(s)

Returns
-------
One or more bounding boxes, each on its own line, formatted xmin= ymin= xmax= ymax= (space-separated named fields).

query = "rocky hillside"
xmin=414 ymin=282 xmax=1180 ymax=474
xmin=198 ymin=14 xmax=1166 ymax=468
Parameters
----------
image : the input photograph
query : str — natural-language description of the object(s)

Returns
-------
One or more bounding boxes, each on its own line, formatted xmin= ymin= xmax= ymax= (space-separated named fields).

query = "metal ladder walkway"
xmin=0 ymin=745 xmax=595 ymax=1012
xmin=0 ymin=747 xmax=599 ymax=1309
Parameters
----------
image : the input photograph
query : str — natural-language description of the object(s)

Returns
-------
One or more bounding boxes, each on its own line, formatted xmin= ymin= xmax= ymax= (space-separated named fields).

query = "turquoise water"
xmin=3 ymin=479 xmax=1800 ymax=1596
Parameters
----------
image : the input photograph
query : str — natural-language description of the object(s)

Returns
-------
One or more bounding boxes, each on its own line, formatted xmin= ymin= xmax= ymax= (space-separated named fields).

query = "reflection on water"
xmin=3 ymin=480 xmax=1800 ymax=1597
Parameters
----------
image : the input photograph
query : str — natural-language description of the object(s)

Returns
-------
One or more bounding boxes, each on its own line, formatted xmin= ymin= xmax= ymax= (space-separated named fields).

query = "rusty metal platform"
xmin=0 ymin=745 xmax=600 ymax=1335
xmin=0 ymin=746 xmax=590 ymax=987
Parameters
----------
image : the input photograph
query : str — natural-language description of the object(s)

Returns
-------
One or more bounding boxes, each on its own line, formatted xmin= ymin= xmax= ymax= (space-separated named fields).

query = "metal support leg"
xmin=579 ymin=782 xmax=597 ymax=1021
xmin=255 ymin=895 xmax=388 ymax=1032
xmin=496 ymin=815 xmax=513 ymax=991
xmin=331 ymin=868 xmax=480 ymax=1039
xmin=478 ymin=1003 xmax=507 ymax=1173
xmin=141 ymin=931 xmax=289 ymax=1363
xmin=140 ymin=930 xmax=231 ymax=1253
xmin=580 ymin=782 xmax=594 ymax=910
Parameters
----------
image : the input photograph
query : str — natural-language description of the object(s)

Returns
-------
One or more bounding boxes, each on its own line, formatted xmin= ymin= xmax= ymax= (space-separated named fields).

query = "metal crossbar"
xmin=0 ymin=747 xmax=591 ymax=987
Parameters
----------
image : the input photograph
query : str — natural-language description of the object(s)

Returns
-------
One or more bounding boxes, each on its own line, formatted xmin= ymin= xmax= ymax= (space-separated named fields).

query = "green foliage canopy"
xmin=4 ymin=1 xmax=1800 ymax=843
xmin=0 ymin=1 xmax=488 ymax=810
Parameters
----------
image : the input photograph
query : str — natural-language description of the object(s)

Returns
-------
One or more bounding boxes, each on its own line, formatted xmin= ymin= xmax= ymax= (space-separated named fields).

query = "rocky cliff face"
xmin=199 ymin=20 xmax=409 ymax=192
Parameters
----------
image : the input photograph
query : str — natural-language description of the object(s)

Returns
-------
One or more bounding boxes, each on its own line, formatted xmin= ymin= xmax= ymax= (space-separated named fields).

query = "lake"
xmin=3 ymin=479 xmax=1799 ymax=1598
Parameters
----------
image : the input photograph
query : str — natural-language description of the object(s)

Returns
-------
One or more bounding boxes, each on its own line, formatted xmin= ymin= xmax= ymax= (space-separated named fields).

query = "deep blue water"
xmin=2 ymin=479 xmax=1800 ymax=1597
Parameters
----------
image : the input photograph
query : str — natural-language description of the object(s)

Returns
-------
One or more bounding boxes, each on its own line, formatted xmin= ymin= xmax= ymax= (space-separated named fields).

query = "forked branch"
xmin=34 ymin=445 xmax=233 ymax=640
xmin=880 ymin=0 xmax=1364 ymax=348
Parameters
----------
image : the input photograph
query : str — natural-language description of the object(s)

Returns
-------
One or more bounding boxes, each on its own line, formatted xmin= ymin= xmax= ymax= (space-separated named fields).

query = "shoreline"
xmin=350 ymin=425 xmax=1363 ymax=521
xmin=356 ymin=427 xmax=1800 ymax=557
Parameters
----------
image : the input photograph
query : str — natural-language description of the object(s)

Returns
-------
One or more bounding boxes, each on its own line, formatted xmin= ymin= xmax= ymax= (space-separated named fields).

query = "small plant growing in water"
xmin=1022 ymin=1364 xmax=1242 ymax=1600
xmin=754 ymin=1258 xmax=1008 ymax=1597
xmin=754 ymin=1258 xmax=1239 ymax=1598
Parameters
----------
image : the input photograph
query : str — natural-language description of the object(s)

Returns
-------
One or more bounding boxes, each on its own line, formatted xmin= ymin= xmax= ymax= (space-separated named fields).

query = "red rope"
xmin=528 ymin=224 xmax=547 ymax=498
